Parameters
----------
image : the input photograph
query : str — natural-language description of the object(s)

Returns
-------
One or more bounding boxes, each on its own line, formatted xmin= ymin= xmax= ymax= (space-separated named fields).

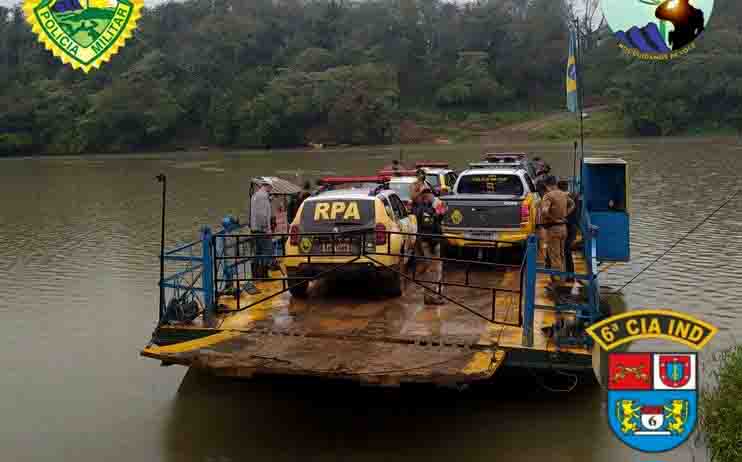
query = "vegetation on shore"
xmin=1 ymin=0 xmax=742 ymax=156
xmin=700 ymin=345 xmax=742 ymax=462
xmin=531 ymin=108 xmax=624 ymax=140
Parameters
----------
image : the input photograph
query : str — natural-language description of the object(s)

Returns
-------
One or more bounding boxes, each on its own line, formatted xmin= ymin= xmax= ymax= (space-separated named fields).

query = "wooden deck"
xmin=142 ymin=250 xmax=595 ymax=386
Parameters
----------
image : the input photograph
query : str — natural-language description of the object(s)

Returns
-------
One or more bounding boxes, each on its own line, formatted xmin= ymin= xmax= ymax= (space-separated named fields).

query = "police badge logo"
xmin=608 ymin=352 xmax=697 ymax=452
xmin=24 ymin=0 xmax=143 ymax=73
xmin=299 ymin=237 xmax=313 ymax=254
xmin=450 ymin=209 xmax=463 ymax=225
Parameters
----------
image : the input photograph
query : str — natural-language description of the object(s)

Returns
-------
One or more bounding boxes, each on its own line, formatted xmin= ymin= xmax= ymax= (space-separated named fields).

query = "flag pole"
xmin=575 ymin=19 xmax=586 ymax=172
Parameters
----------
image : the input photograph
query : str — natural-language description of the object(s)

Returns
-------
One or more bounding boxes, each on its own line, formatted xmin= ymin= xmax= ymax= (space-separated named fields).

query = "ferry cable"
xmin=613 ymin=188 xmax=740 ymax=294
xmin=526 ymin=367 xmax=579 ymax=393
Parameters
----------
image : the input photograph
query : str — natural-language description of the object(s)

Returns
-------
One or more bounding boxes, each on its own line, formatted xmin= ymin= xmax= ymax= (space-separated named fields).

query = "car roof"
xmin=310 ymin=189 xmax=378 ymax=201
xmin=584 ymin=157 xmax=627 ymax=165
xmin=389 ymin=176 xmax=417 ymax=183
xmin=421 ymin=168 xmax=452 ymax=174
xmin=308 ymin=187 xmax=403 ymax=201
xmin=460 ymin=167 xmax=523 ymax=175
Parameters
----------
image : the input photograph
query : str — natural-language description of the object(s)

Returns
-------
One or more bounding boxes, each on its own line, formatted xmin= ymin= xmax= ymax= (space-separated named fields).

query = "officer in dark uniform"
xmin=413 ymin=187 xmax=447 ymax=305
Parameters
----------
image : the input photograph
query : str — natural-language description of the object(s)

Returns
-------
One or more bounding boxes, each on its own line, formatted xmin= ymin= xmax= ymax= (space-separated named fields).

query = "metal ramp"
xmin=146 ymin=326 xmax=506 ymax=386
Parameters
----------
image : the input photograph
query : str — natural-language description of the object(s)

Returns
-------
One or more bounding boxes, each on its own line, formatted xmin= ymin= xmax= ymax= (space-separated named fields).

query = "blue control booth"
xmin=581 ymin=158 xmax=630 ymax=262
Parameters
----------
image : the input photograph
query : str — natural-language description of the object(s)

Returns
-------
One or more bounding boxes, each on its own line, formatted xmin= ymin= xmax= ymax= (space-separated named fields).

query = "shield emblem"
xmin=24 ymin=0 xmax=143 ymax=72
xmin=658 ymin=354 xmax=693 ymax=389
xmin=607 ymin=352 xmax=697 ymax=452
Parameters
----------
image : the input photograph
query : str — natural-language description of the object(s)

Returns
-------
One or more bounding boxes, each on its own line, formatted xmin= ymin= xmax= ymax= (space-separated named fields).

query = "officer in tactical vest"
xmin=413 ymin=186 xmax=447 ymax=305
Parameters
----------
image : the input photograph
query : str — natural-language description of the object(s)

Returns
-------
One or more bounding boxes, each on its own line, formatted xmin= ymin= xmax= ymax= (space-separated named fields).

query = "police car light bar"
xmin=469 ymin=161 xmax=521 ymax=168
xmin=319 ymin=176 xmax=391 ymax=185
xmin=482 ymin=152 xmax=527 ymax=162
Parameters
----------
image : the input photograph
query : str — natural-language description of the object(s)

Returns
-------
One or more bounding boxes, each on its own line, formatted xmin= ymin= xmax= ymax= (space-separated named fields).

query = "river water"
xmin=1 ymin=138 xmax=740 ymax=462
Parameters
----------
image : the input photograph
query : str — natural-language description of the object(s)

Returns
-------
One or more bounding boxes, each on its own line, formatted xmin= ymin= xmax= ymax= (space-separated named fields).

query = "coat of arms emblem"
xmin=608 ymin=352 xmax=697 ymax=452
xmin=24 ymin=0 xmax=143 ymax=72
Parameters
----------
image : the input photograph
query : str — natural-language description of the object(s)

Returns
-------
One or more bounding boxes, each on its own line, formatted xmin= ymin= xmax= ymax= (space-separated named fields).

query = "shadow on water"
xmin=164 ymin=368 xmax=614 ymax=462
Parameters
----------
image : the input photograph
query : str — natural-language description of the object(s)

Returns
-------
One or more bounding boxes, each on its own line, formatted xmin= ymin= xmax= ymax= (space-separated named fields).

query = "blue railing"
xmin=520 ymin=208 xmax=603 ymax=348
xmin=158 ymin=221 xmax=251 ymax=325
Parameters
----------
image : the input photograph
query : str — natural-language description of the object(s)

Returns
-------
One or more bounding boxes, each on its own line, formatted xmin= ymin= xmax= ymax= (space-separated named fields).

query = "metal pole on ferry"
xmin=575 ymin=18 xmax=586 ymax=177
xmin=573 ymin=141 xmax=578 ymax=187
xmin=156 ymin=174 xmax=167 ymax=324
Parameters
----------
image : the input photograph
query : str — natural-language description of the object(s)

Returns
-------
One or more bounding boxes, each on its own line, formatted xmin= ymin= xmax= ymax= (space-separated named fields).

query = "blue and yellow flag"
xmin=566 ymin=28 xmax=579 ymax=113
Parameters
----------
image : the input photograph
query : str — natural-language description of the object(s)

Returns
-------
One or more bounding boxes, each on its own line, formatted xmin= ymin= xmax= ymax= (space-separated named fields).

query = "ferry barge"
xmin=141 ymin=158 xmax=631 ymax=387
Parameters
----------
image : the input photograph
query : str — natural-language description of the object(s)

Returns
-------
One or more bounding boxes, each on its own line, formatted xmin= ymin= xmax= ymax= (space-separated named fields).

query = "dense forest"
xmin=1 ymin=0 xmax=742 ymax=155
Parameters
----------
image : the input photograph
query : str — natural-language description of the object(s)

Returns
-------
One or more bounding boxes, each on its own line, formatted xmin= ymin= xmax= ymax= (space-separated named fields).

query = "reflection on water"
xmin=165 ymin=369 xmax=621 ymax=462
xmin=1 ymin=139 xmax=739 ymax=461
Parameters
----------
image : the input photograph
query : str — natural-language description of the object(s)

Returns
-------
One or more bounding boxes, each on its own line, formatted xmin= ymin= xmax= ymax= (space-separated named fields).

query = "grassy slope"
xmin=405 ymin=110 xmax=548 ymax=143
xmin=528 ymin=108 xmax=625 ymax=140
xmin=700 ymin=345 xmax=742 ymax=462
xmin=411 ymin=106 xmax=739 ymax=143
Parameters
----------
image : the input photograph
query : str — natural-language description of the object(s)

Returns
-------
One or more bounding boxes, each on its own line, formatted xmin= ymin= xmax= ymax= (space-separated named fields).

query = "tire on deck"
xmin=386 ymin=268 xmax=403 ymax=297
xmin=375 ymin=264 xmax=402 ymax=297
xmin=287 ymin=270 xmax=309 ymax=298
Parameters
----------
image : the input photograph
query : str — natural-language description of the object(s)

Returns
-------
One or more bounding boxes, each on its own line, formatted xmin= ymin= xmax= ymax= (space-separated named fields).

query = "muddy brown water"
xmin=1 ymin=139 xmax=741 ymax=462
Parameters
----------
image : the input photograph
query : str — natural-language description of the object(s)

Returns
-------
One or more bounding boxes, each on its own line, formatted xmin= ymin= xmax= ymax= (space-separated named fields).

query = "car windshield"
xmin=388 ymin=182 xmax=412 ymax=201
xmin=456 ymin=174 xmax=524 ymax=196
xmin=425 ymin=174 xmax=440 ymax=188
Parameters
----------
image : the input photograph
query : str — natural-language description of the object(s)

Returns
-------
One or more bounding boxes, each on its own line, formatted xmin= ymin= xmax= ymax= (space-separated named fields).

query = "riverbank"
xmin=700 ymin=344 xmax=742 ymax=462
xmin=3 ymin=107 xmax=741 ymax=157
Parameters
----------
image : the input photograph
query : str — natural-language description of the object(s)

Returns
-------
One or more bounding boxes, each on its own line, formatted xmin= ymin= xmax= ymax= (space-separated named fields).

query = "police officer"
xmin=413 ymin=186 xmax=447 ymax=305
xmin=410 ymin=168 xmax=431 ymax=206
xmin=540 ymin=176 xmax=575 ymax=288
xmin=532 ymin=157 xmax=551 ymax=197
xmin=558 ymin=179 xmax=579 ymax=284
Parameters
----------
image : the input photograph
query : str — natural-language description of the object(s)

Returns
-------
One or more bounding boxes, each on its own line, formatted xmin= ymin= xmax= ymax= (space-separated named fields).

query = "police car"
xmin=415 ymin=161 xmax=458 ymax=196
xmin=283 ymin=177 xmax=417 ymax=297
xmin=441 ymin=166 xmax=540 ymax=248
xmin=386 ymin=175 xmax=419 ymax=212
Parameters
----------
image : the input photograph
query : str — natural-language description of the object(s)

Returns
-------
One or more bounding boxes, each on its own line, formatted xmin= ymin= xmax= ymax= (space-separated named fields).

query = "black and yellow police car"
xmin=283 ymin=177 xmax=417 ymax=297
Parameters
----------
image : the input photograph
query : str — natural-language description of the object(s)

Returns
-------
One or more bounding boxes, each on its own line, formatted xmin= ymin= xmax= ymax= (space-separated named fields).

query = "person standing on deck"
xmin=558 ymin=179 xmax=579 ymax=284
xmin=250 ymin=178 xmax=274 ymax=278
xmin=533 ymin=157 xmax=551 ymax=197
xmin=271 ymin=201 xmax=288 ymax=269
xmin=533 ymin=158 xmax=551 ymax=266
xmin=410 ymin=168 xmax=432 ymax=206
xmin=413 ymin=186 xmax=447 ymax=305
xmin=288 ymin=181 xmax=312 ymax=223
xmin=540 ymin=176 xmax=575 ymax=288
